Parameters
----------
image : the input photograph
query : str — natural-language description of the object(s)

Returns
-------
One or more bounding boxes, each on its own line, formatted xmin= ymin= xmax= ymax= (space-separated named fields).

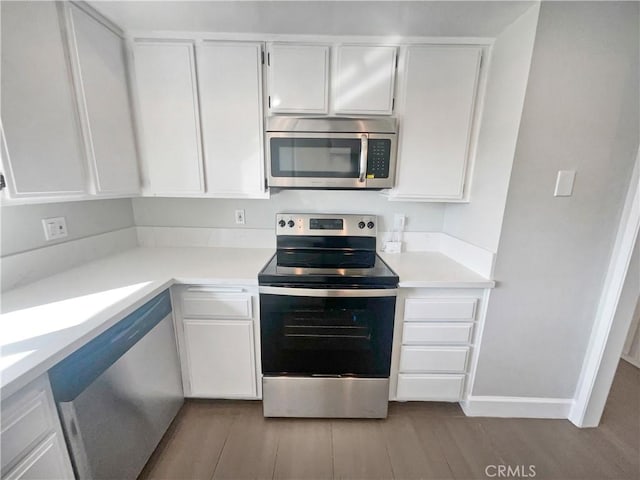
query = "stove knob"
xmin=287 ymin=220 xmax=295 ymax=228
xmin=367 ymin=221 xmax=375 ymax=229
xmin=278 ymin=219 xmax=286 ymax=228
xmin=358 ymin=221 xmax=366 ymax=229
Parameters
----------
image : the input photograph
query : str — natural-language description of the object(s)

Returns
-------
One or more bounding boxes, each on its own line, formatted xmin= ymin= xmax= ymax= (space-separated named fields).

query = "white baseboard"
xmin=460 ymin=395 xmax=573 ymax=419
xmin=1 ymin=227 xmax=138 ymax=291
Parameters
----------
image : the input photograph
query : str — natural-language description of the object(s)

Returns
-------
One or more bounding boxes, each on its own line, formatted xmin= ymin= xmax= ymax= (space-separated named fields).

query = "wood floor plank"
xmin=212 ymin=408 xmax=280 ymax=480
xmin=139 ymin=361 xmax=638 ymax=480
xmin=420 ymin=417 xmax=505 ymax=480
xmin=139 ymin=401 xmax=235 ymax=480
xmin=479 ymin=418 xmax=572 ymax=480
xmin=332 ymin=420 xmax=394 ymax=480
xmin=272 ymin=420 xmax=333 ymax=480
xmin=381 ymin=413 xmax=454 ymax=479
xmin=508 ymin=419 xmax=627 ymax=479
xmin=579 ymin=426 xmax=640 ymax=479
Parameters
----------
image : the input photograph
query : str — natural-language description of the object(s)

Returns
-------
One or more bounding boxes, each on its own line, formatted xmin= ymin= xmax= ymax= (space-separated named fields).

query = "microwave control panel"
xmin=366 ymin=139 xmax=391 ymax=179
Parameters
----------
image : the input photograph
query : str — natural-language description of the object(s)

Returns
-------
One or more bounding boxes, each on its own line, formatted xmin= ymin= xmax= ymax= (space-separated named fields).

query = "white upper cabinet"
xmin=67 ymin=5 xmax=140 ymax=196
xmin=333 ymin=45 xmax=397 ymax=115
xmin=197 ymin=42 xmax=266 ymax=197
xmin=267 ymin=44 xmax=329 ymax=114
xmin=132 ymin=41 xmax=204 ymax=195
xmin=1 ymin=1 xmax=86 ymax=198
xmin=391 ymin=46 xmax=482 ymax=201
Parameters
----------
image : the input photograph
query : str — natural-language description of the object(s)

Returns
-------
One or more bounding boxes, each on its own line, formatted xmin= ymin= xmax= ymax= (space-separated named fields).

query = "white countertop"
xmin=0 ymin=246 xmax=493 ymax=398
xmin=0 ymin=247 xmax=273 ymax=398
xmin=379 ymin=251 xmax=495 ymax=288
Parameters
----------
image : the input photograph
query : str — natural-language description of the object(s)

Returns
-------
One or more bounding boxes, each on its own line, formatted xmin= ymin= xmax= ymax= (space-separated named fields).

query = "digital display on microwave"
xmin=310 ymin=218 xmax=344 ymax=230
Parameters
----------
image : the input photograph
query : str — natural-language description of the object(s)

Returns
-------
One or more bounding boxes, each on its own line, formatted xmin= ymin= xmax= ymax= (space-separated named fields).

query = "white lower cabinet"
xmin=394 ymin=291 xmax=483 ymax=402
xmin=173 ymin=285 xmax=260 ymax=399
xmin=183 ymin=319 xmax=256 ymax=398
xmin=0 ymin=375 xmax=74 ymax=480
xmin=4 ymin=435 xmax=71 ymax=480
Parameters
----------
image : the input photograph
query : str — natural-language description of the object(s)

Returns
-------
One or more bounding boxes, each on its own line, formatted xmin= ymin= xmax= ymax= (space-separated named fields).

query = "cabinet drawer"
xmin=4 ymin=434 xmax=71 ymax=480
xmin=404 ymin=298 xmax=477 ymax=321
xmin=182 ymin=291 xmax=252 ymax=319
xmin=397 ymin=374 xmax=465 ymax=401
xmin=1 ymin=390 xmax=54 ymax=473
xmin=403 ymin=322 xmax=473 ymax=345
xmin=399 ymin=346 xmax=469 ymax=373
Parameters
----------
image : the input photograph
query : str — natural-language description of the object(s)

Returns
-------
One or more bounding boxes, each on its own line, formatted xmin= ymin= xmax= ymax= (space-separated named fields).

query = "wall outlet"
xmin=394 ymin=213 xmax=406 ymax=231
xmin=382 ymin=241 xmax=402 ymax=253
xmin=42 ymin=217 xmax=68 ymax=241
xmin=235 ymin=209 xmax=246 ymax=225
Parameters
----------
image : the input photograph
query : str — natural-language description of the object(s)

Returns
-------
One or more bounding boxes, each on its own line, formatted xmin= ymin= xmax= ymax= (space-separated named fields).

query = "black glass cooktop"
xmin=258 ymin=252 xmax=399 ymax=288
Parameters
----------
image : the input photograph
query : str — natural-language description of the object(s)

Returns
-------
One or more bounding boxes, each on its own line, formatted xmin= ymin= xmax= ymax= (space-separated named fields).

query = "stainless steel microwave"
xmin=266 ymin=117 xmax=397 ymax=189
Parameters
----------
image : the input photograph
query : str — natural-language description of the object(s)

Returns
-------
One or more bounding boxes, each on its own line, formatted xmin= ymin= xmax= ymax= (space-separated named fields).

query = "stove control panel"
xmin=276 ymin=213 xmax=377 ymax=237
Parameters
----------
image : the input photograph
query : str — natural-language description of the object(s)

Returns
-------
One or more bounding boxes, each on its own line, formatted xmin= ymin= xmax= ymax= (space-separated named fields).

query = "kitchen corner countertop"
xmin=0 ymin=247 xmax=493 ymax=398
xmin=379 ymin=251 xmax=495 ymax=289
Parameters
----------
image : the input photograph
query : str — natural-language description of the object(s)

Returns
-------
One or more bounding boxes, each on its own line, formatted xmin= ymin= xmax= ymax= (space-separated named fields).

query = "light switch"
xmin=554 ymin=170 xmax=576 ymax=197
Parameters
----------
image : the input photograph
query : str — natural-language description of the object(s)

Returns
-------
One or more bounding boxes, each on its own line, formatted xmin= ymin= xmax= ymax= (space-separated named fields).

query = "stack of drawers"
xmin=0 ymin=376 xmax=74 ymax=480
xmin=396 ymin=297 xmax=477 ymax=401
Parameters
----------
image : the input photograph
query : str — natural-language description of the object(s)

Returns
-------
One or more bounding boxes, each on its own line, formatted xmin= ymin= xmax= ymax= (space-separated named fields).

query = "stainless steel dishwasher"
xmin=49 ymin=290 xmax=183 ymax=479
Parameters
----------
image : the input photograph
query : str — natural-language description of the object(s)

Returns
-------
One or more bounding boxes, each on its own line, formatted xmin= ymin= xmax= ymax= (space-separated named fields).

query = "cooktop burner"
xmin=258 ymin=213 xmax=399 ymax=288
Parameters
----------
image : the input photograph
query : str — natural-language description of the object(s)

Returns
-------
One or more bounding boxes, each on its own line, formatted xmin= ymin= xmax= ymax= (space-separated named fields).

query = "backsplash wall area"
xmin=132 ymin=191 xmax=445 ymax=232
xmin=1 ymin=199 xmax=137 ymax=290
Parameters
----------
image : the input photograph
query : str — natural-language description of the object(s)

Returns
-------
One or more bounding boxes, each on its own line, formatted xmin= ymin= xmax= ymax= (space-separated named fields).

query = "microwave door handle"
xmin=359 ymin=135 xmax=368 ymax=183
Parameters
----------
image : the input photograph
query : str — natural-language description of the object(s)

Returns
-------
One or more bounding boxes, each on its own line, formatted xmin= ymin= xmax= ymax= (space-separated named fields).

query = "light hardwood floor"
xmin=139 ymin=360 xmax=639 ymax=480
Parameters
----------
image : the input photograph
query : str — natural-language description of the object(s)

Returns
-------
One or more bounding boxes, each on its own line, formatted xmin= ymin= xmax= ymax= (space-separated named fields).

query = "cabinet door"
xmin=394 ymin=46 xmax=481 ymax=200
xmin=1 ymin=2 xmax=86 ymax=198
xmin=132 ymin=42 xmax=204 ymax=194
xmin=268 ymin=44 xmax=329 ymax=114
xmin=68 ymin=5 xmax=140 ymax=195
xmin=334 ymin=45 xmax=397 ymax=115
xmin=4 ymin=434 xmax=73 ymax=480
xmin=183 ymin=319 xmax=257 ymax=398
xmin=197 ymin=42 xmax=265 ymax=197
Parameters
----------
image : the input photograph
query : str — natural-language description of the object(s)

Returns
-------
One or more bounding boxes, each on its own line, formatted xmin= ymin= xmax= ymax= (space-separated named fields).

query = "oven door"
xmin=259 ymin=286 xmax=397 ymax=377
xmin=267 ymin=132 xmax=368 ymax=188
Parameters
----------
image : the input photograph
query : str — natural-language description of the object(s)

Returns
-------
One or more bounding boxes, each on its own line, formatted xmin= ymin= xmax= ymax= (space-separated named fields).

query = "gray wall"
xmin=443 ymin=4 xmax=539 ymax=254
xmin=1 ymin=199 xmax=135 ymax=256
xmin=472 ymin=1 xmax=639 ymax=398
xmin=132 ymin=191 xmax=445 ymax=232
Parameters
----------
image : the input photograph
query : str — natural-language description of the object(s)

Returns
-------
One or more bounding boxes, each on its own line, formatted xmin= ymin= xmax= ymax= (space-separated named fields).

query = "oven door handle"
xmin=259 ymin=286 xmax=397 ymax=297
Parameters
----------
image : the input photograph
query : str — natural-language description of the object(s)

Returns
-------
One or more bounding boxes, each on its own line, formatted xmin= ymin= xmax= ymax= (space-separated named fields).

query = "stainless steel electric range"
xmin=258 ymin=213 xmax=399 ymax=418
